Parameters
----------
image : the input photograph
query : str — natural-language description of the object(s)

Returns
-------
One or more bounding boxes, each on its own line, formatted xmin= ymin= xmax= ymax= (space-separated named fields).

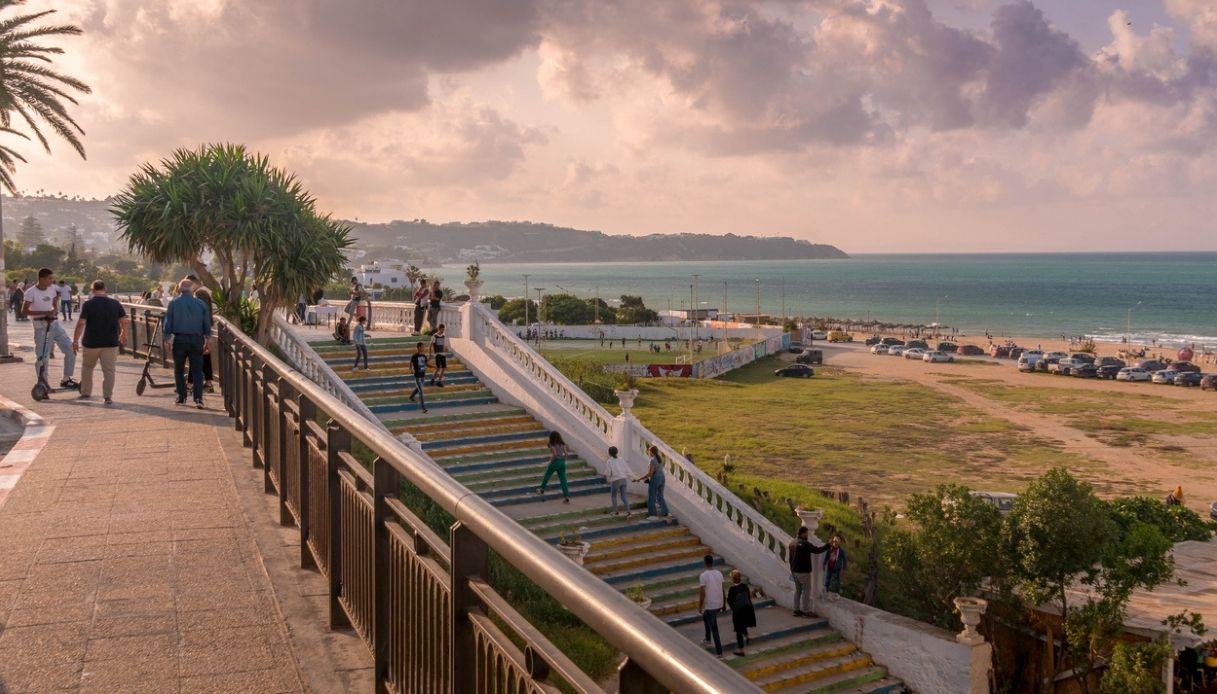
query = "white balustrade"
xmin=268 ymin=313 xmax=382 ymax=426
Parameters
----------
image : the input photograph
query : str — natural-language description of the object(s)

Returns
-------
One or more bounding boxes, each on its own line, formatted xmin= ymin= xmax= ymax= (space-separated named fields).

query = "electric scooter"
xmin=31 ymin=316 xmax=56 ymax=401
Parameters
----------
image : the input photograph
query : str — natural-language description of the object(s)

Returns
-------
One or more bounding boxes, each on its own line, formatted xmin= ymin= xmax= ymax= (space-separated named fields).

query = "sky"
xmin=15 ymin=0 xmax=1217 ymax=253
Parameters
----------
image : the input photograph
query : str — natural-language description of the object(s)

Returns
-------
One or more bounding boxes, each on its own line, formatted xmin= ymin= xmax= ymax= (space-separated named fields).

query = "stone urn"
xmin=632 ymin=597 xmax=653 ymax=611
xmin=558 ymin=541 xmax=591 ymax=566
xmin=954 ymin=597 xmax=988 ymax=645
xmin=464 ymin=278 xmax=484 ymax=302
xmin=795 ymin=508 xmax=824 ymax=535
xmin=614 ymin=388 xmax=639 ymax=416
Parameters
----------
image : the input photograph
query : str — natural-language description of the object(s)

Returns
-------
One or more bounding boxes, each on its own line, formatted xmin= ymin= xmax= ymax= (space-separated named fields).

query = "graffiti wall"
xmin=696 ymin=333 xmax=791 ymax=379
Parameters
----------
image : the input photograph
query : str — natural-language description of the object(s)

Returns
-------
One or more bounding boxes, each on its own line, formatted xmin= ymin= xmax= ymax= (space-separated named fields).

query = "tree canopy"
xmin=111 ymin=143 xmax=353 ymax=342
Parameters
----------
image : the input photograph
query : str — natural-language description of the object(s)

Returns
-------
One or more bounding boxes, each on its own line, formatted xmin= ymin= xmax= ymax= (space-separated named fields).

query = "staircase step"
xmin=406 ymin=414 xmax=538 ymax=436
xmin=585 ymin=544 xmax=709 ymax=576
xmin=490 ymin=486 xmax=606 ymax=507
xmin=422 ymin=428 xmax=548 ymax=450
xmin=752 ymin=651 xmax=874 ymax=693
xmin=775 ymin=663 xmax=891 ymax=694
xmin=540 ymin=518 xmax=675 ymax=545
xmin=466 ymin=470 xmax=604 ymax=498
xmin=724 ymin=628 xmax=845 ymax=669
xmin=518 ymin=502 xmax=647 ymax=529
xmin=600 ymin=553 xmax=722 ymax=586
xmin=370 ymin=395 xmax=498 ymax=415
xmin=740 ymin=641 xmax=858 ymax=682
xmin=454 ymin=459 xmax=595 ymax=486
xmin=383 ymin=405 xmax=527 ymax=428
xmin=585 ymin=533 xmax=700 ymax=564
xmin=666 ymin=597 xmax=777 ymax=627
xmin=424 ymin=437 xmax=553 ymax=459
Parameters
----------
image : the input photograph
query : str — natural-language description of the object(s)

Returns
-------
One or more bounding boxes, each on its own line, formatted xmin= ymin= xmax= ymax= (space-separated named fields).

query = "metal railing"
xmin=268 ymin=312 xmax=381 ymax=425
xmin=215 ymin=315 xmax=760 ymax=694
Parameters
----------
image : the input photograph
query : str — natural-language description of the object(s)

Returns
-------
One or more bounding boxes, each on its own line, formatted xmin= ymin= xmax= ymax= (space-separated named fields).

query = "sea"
xmin=448 ymin=253 xmax=1217 ymax=349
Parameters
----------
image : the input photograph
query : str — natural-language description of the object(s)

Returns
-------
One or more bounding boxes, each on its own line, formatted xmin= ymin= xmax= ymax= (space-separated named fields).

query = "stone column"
xmin=954 ymin=597 xmax=992 ymax=694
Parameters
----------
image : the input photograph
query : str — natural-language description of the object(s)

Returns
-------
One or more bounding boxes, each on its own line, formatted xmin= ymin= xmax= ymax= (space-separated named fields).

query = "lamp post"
xmin=688 ymin=281 xmax=695 ymax=357
xmin=754 ymin=278 xmax=761 ymax=341
xmin=535 ymin=287 xmax=545 ymax=348
xmin=1126 ymin=301 xmax=1142 ymax=342
xmin=523 ymin=273 xmax=530 ymax=329
xmin=692 ymin=273 xmax=700 ymax=345
xmin=722 ymin=281 xmax=729 ymax=349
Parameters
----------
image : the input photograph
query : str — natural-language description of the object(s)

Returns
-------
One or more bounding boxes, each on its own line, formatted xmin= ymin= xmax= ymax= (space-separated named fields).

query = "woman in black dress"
xmin=726 ymin=569 xmax=756 ymax=657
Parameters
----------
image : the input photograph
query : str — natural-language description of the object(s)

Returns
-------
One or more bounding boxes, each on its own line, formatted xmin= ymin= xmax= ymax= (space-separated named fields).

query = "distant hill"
xmin=348 ymin=220 xmax=848 ymax=262
xmin=0 ymin=196 xmax=849 ymax=262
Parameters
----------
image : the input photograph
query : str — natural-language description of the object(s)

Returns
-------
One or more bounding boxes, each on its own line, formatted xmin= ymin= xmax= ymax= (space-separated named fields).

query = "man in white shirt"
xmin=56 ymin=280 xmax=74 ymax=321
xmin=23 ymin=268 xmax=78 ymax=389
xmin=698 ymin=554 xmax=725 ymax=658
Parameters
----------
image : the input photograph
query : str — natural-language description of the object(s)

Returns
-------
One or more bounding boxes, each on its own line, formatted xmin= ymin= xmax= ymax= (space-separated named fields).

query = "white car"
xmin=1116 ymin=367 xmax=1150 ymax=382
xmin=1151 ymin=370 xmax=1177 ymax=384
xmin=923 ymin=350 xmax=954 ymax=363
xmin=810 ymin=330 xmax=828 ymax=340
xmin=903 ymin=348 xmax=926 ymax=359
xmin=888 ymin=345 xmax=907 ymax=357
xmin=1043 ymin=351 xmax=1068 ymax=361
xmin=1017 ymin=350 xmax=1044 ymax=372
xmin=970 ymin=491 xmax=1018 ymax=515
xmin=870 ymin=344 xmax=889 ymax=355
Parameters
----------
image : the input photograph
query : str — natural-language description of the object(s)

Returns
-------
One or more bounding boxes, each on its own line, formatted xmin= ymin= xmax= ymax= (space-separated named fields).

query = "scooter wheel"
xmin=136 ymin=377 xmax=147 ymax=396
xmin=31 ymin=383 xmax=48 ymax=401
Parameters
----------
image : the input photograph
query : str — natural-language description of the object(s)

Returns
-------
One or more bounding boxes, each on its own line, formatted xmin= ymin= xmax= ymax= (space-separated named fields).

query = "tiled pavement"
xmin=0 ymin=319 xmax=370 ymax=694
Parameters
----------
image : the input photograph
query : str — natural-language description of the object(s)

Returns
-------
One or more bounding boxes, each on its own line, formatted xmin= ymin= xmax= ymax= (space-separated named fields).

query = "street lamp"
xmin=522 ymin=273 xmax=530 ymax=328
xmin=535 ymin=287 xmax=546 ymax=347
xmin=1126 ymin=301 xmax=1142 ymax=342
xmin=754 ymin=278 xmax=761 ymax=340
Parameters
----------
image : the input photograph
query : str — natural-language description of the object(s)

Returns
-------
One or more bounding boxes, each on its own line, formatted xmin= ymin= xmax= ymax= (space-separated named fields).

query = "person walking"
xmin=407 ymin=341 xmax=429 ymax=414
xmin=535 ymin=431 xmax=570 ymax=503
xmin=411 ymin=281 xmax=430 ymax=335
xmin=24 ymin=268 xmax=78 ymax=390
xmin=698 ymin=554 xmax=725 ymax=659
xmin=604 ymin=445 xmax=631 ymax=516
xmin=426 ymin=279 xmax=442 ymax=333
xmin=823 ymin=535 xmax=847 ymax=597
xmin=9 ymin=281 xmax=24 ymax=321
xmin=162 ymin=279 xmax=211 ymax=409
xmin=72 ymin=280 xmax=128 ymax=405
xmin=352 ymin=315 xmax=369 ymax=370
xmin=429 ymin=324 xmax=447 ymax=386
xmin=727 ymin=570 xmax=756 ymax=657
xmin=636 ymin=444 xmax=669 ymax=521
xmin=194 ymin=287 xmax=217 ymax=393
xmin=788 ymin=526 xmax=828 ymax=617
xmin=57 ymin=280 xmax=74 ymax=321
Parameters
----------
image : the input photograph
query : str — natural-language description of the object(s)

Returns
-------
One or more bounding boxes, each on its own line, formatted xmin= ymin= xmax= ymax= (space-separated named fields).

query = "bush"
xmin=1108 ymin=496 xmax=1214 ymax=543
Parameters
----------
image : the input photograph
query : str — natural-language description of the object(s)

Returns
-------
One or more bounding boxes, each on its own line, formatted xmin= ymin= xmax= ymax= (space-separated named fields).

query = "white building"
xmin=354 ymin=261 xmax=410 ymax=289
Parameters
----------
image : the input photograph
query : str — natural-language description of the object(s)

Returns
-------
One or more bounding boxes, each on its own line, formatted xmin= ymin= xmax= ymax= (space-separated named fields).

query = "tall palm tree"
xmin=0 ymin=0 xmax=91 ymax=358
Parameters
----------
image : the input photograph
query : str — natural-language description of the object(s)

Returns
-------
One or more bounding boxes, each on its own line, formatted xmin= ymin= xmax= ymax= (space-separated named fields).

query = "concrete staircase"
xmin=310 ymin=335 xmax=904 ymax=694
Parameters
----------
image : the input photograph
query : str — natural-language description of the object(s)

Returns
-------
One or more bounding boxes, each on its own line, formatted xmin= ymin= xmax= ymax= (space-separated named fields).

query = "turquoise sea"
xmin=447 ymin=253 xmax=1217 ymax=348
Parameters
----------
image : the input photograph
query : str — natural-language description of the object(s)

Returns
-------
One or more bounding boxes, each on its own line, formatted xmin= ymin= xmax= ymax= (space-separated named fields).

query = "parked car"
xmin=864 ymin=336 xmax=882 ymax=346
xmin=827 ymin=330 xmax=853 ymax=343
xmin=1173 ymin=371 xmax=1204 ymax=387
xmin=1097 ymin=357 xmax=1125 ymax=368
xmin=936 ymin=342 xmax=958 ymax=353
xmin=923 ymin=350 xmax=954 ymax=363
xmin=1116 ymin=366 xmax=1151 ymax=382
xmin=1008 ymin=347 xmax=1025 ymax=360
xmin=969 ymin=491 xmax=1017 ymax=516
xmin=810 ymin=330 xmax=828 ymax=341
xmin=775 ymin=364 xmax=813 ymax=378
xmin=1138 ymin=359 xmax=1166 ymax=372
xmin=870 ymin=344 xmax=888 ymax=354
xmin=1044 ymin=351 xmax=1069 ymax=361
xmin=1069 ymin=353 xmax=1097 ymax=364
xmin=1151 ymin=370 xmax=1177 ymax=384
xmin=797 ymin=349 xmax=823 ymax=365
xmin=905 ymin=340 xmax=929 ymax=350
xmin=1050 ymin=357 xmax=1088 ymax=375
xmin=1036 ymin=356 xmax=1062 ymax=372
xmin=880 ymin=337 xmax=904 ymax=346
xmin=1096 ymin=364 xmax=1124 ymax=379
xmin=1071 ymin=364 xmax=1099 ymax=378
xmin=958 ymin=345 xmax=985 ymax=356
xmin=1210 ymin=500 xmax=1217 ymax=521
xmin=989 ymin=345 xmax=1011 ymax=358
xmin=902 ymin=348 xmax=926 ymax=359
xmin=888 ymin=345 xmax=907 ymax=357
xmin=788 ymin=346 xmax=804 ymax=354
xmin=1167 ymin=361 xmax=1202 ymax=373
xmin=1201 ymin=374 xmax=1217 ymax=391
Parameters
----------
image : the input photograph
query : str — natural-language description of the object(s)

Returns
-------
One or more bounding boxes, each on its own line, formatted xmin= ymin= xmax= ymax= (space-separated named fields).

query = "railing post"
xmin=326 ymin=422 xmax=350 ymax=630
xmin=617 ymin=657 xmax=666 ymax=694
xmin=450 ymin=521 xmax=488 ymax=694
xmin=259 ymin=364 xmax=274 ymax=472
xmin=373 ymin=458 xmax=400 ymax=694
xmin=298 ymin=395 xmax=316 ymax=570
xmin=276 ymin=388 xmax=293 ymax=525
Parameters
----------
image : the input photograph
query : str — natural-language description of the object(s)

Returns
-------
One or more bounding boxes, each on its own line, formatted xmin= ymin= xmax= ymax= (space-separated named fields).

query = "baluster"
xmin=298 ymin=394 xmax=316 ymax=569
xmin=326 ymin=423 xmax=351 ymax=629
xmin=450 ymin=521 xmax=488 ymax=694
xmin=373 ymin=458 xmax=400 ymax=692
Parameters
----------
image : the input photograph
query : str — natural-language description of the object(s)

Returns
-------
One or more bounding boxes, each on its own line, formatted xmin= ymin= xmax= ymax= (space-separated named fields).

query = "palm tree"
xmin=0 ymin=0 xmax=91 ymax=357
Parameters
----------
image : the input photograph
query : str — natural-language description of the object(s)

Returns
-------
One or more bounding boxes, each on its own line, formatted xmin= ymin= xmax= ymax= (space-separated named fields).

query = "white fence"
xmin=695 ymin=333 xmax=790 ymax=379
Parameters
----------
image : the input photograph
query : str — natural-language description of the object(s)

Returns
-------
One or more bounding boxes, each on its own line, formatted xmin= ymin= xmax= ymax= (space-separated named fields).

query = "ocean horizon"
xmin=426 ymin=252 xmax=1217 ymax=349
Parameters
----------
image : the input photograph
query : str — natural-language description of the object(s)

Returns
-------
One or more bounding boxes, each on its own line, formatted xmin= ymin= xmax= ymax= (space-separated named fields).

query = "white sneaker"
xmin=644 ymin=515 xmax=659 ymax=521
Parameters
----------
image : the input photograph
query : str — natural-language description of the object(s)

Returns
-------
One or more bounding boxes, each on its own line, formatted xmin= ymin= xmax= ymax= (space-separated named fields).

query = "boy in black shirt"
xmin=407 ymin=342 xmax=428 ymax=413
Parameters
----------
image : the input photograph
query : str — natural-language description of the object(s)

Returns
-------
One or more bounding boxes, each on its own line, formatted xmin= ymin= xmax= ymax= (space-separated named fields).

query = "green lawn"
xmin=536 ymin=338 xmax=752 ymax=367
xmin=630 ymin=358 xmax=1113 ymax=508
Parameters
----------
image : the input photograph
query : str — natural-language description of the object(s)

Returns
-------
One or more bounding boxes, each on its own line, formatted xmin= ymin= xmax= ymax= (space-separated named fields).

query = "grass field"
xmin=630 ymin=357 xmax=1118 ymax=508
xmin=535 ymin=338 xmax=753 ymax=367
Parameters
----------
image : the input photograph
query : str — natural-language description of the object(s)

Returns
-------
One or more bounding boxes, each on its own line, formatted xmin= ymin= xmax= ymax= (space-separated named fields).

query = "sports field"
xmin=534 ymin=338 xmax=750 ymax=367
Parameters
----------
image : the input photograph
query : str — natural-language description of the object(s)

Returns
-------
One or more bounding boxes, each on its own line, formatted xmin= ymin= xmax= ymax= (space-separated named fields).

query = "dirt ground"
xmin=820 ymin=342 xmax=1217 ymax=514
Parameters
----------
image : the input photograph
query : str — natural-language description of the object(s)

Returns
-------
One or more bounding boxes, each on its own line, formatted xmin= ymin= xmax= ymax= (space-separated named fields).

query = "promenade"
xmin=0 ymin=319 xmax=370 ymax=693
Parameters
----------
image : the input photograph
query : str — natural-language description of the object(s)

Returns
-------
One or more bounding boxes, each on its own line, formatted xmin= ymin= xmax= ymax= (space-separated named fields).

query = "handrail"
xmin=635 ymin=423 xmax=794 ymax=564
xmin=470 ymin=302 xmax=613 ymax=437
xmin=267 ymin=312 xmax=381 ymax=425
xmin=215 ymin=314 xmax=758 ymax=694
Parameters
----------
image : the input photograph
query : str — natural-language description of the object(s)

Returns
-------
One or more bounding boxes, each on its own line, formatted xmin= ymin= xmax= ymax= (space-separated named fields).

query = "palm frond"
xmin=5 ymin=60 xmax=91 ymax=94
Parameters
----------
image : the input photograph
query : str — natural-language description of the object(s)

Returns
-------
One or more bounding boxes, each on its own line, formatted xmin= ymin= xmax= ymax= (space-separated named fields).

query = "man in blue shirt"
xmin=162 ymin=279 xmax=212 ymax=409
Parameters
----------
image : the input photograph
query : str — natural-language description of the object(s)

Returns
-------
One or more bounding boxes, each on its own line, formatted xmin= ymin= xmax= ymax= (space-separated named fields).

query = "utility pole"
xmin=595 ymin=286 xmax=600 ymax=324
xmin=523 ymin=273 xmax=530 ymax=330
xmin=755 ymin=278 xmax=761 ymax=341
xmin=688 ymin=282 xmax=695 ymax=357
xmin=722 ymin=281 xmax=728 ymax=350
xmin=535 ymin=287 xmax=545 ymax=348
xmin=692 ymin=273 xmax=700 ymax=345
xmin=781 ymin=278 xmax=786 ymax=328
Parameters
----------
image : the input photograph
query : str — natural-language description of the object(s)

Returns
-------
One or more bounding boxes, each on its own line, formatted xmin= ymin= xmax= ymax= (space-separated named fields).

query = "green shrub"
xmin=1108 ymin=496 xmax=1214 ymax=543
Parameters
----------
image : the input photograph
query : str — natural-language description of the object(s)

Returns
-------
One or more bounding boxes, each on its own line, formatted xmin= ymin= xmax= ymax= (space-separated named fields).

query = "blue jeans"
xmin=171 ymin=334 xmax=205 ymax=402
xmin=33 ymin=319 xmax=74 ymax=382
xmin=609 ymin=479 xmax=629 ymax=513
xmin=353 ymin=344 xmax=368 ymax=369
xmin=702 ymin=609 xmax=722 ymax=655
xmin=646 ymin=476 xmax=668 ymax=517
xmin=409 ymin=375 xmax=426 ymax=408
xmin=825 ymin=570 xmax=842 ymax=594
